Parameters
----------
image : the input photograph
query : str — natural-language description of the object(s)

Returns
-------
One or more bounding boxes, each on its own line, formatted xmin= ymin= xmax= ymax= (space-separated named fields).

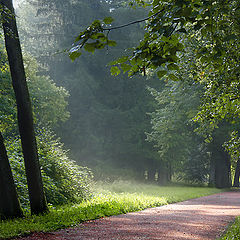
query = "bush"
xmin=6 ymin=128 xmax=93 ymax=211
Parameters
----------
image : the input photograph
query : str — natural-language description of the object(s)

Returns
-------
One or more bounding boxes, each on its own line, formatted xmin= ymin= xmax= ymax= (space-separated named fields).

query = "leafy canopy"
xmin=69 ymin=0 xmax=240 ymax=154
xmin=69 ymin=0 xmax=239 ymax=78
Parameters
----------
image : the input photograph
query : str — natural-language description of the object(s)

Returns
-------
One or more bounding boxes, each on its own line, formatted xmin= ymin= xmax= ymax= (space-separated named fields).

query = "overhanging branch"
xmin=102 ymin=9 xmax=164 ymax=31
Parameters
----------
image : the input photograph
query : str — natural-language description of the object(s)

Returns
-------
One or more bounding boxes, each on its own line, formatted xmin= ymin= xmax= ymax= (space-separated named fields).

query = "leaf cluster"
xmin=69 ymin=0 xmax=239 ymax=84
xmin=69 ymin=17 xmax=116 ymax=61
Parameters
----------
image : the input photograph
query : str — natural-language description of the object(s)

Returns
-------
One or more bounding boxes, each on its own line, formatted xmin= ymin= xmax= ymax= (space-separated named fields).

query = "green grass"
xmin=218 ymin=217 xmax=240 ymax=240
xmin=0 ymin=181 xmax=225 ymax=239
xmin=93 ymin=180 xmax=224 ymax=202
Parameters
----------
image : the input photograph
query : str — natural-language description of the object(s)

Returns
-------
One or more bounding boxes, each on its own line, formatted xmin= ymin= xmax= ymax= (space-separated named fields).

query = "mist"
xmin=12 ymin=0 xmax=235 ymax=188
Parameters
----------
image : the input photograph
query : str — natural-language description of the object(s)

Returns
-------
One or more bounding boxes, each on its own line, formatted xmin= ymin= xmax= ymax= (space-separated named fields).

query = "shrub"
xmin=6 ymin=128 xmax=93 ymax=211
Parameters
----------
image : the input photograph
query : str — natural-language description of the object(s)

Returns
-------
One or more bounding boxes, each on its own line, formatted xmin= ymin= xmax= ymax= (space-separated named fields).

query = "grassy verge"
xmin=0 ymin=181 xmax=225 ymax=239
xmin=218 ymin=217 xmax=240 ymax=240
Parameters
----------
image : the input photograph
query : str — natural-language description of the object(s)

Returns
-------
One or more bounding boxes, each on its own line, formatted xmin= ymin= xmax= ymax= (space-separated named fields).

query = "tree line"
xmin=67 ymin=0 xmax=239 ymax=187
xmin=22 ymin=0 xmax=239 ymax=186
xmin=0 ymin=0 xmax=239 ymax=220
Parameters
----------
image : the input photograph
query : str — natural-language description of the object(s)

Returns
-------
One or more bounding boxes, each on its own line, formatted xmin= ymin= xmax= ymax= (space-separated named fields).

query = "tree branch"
xmin=102 ymin=9 xmax=164 ymax=31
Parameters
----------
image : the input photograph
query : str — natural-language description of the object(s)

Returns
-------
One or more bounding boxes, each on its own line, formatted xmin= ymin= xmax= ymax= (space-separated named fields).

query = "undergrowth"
xmin=219 ymin=217 xmax=240 ymax=240
xmin=6 ymin=129 xmax=93 ymax=210
xmin=0 ymin=181 xmax=225 ymax=239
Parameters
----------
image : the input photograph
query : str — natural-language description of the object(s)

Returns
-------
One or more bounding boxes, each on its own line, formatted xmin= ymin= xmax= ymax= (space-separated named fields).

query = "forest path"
xmin=17 ymin=191 xmax=240 ymax=240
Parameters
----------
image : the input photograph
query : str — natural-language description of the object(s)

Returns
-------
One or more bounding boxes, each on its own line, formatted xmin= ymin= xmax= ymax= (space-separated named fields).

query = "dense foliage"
xmin=17 ymin=0 xmax=162 ymax=180
xmin=14 ymin=0 xmax=240 ymax=188
xmin=69 ymin=0 xmax=239 ymax=137
xmin=66 ymin=0 xmax=239 ymax=186
xmin=0 ymin=37 xmax=92 ymax=210
xmin=6 ymin=129 xmax=92 ymax=210
xmin=0 ymin=46 xmax=69 ymax=134
xmin=146 ymin=80 xmax=209 ymax=183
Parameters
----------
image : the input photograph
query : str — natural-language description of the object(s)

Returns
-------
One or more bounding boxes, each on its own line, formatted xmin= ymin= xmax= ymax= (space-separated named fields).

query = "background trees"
xmin=16 ymin=0 xmax=162 ymax=180
xmin=5 ymin=0 xmax=239 ymax=196
xmin=0 ymin=34 xmax=91 ymax=214
xmin=66 ymin=0 xmax=239 ymax=187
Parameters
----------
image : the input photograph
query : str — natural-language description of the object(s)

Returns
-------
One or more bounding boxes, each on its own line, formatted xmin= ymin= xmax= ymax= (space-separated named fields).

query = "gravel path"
xmin=17 ymin=191 xmax=240 ymax=240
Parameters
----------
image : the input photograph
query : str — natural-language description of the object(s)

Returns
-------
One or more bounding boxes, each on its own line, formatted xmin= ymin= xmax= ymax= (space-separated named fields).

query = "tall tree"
xmin=146 ymin=79 xmax=210 ymax=184
xmin=233 ymin=159 xmax=240 ymax=187
xmin=0 ymin=0 xmax=48 ymax=214
xmin=208 ymin=126 xmax=232 ymax=188
xmin=0 ymin=131 xmax=23 ymax=219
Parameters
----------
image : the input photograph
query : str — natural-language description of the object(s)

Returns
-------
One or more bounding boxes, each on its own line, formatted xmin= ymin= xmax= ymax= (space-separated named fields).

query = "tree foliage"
xmin=16 ymin=0 xmax=240 ymax=187
xmin=146 ymin=78 xmax=210 ymax=183
xmin=0 ymin=44 xmax=69 ymax=135
xmin=70 ymin=0 xmax=240 ymax=129
xmin=68 ymin=0 xmax=240 ymax=185
xmin=0 ymin=1 xmax=87 ymax=215
xmin=17 ymin=0 xmax=161 ymax=180
xmin=70 ymin=0 xmax=239 ymax=76
xmin=6 ymin=128 xmax=93 ymax=210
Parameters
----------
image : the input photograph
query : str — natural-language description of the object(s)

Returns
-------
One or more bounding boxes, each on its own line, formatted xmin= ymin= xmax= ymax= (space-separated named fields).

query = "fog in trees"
xmin=8 ymin=0 xmax=239 ymax=192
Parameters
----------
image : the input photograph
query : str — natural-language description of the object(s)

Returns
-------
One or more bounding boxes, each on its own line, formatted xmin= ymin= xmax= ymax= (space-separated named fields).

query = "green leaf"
xmin=110 ymin=66 xmax=121 ymax=76
xmin=167 ymin=63 xmax=179 ymax=71
xmin=107 ymin=40 xmax=117 ymax=47
xmin=69 ymin=51 xmax=82 ymax=61
xmin=91 ymin=33 xmax=107 ymax=41
xmin=168 ymin=74 xmax=179 ymax=81
xmin=92 ymin=20 xmax=102 ymax=28
xmin=108 ymin=56 xmax=129 ymax=66
xmin=120 ymin=63 xmax=131 ymax=73
xmin=117 ymin=56 xmax=129 ymax=63
xmin=84 ymin=43 xmax=96 ymax=53
xmin=103 ymin=17 xmax=114 ymax=24
xmin=74 ymin=33 xmax=85 ymax=43
xmin=157 ymin=70 xmax=167 ymax=79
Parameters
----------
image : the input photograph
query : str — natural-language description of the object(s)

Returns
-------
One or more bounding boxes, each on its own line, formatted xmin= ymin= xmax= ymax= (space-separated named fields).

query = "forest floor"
xmin=15 ymin=190 xmax=240 ymax=240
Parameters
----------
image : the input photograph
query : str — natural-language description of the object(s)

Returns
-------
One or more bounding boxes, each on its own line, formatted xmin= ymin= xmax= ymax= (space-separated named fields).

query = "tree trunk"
xmin=157 ymin=163 xmax=169 ymax=185
xmin=208 ymin=156 xmax=215 ymax=187
xmin=1 ymin=0 xmax=48 ymax=214
xmin=0 ymin=131 xmax=23 ymax=219
xmin=214 ymin=148 xmax=231 ymax=188
xmin=167 ymin=162 xmax=172 ymax=182
xmin=233 ymin=159 xmax=240 ymax=187
xmin=148 ymin=168 xmax=156 ymax=182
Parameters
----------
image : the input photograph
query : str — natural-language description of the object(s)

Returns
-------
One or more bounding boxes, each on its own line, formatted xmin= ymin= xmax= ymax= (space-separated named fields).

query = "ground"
xmin=15 ymin=191 xmax=240 ymax=240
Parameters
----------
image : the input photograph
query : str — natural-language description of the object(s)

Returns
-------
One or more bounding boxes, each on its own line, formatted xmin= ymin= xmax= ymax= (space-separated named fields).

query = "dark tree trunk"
xmin=233 ymin=159 xmax=240 ymax=187
xmin=0 ymin=131 xmax=23 ymax=219
xmin=157 ymin=163 xmax=169 ymax=185
xmin=1 ymin=0 xmax=48 ymax=214
xmin=158 ymin=169 xmax=168 ymax=185
xmin=148 ymin=168 xmax=156 ymax=182
xmin=167 ymin=162 xmax=172 ymax=182
xmin=214 ymin=147 xmax=231 ymax=188
xmin=208 ymin=157 xmax=216 ymax=187
xmin=208 ymin=131 xmax=232 ymax=189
